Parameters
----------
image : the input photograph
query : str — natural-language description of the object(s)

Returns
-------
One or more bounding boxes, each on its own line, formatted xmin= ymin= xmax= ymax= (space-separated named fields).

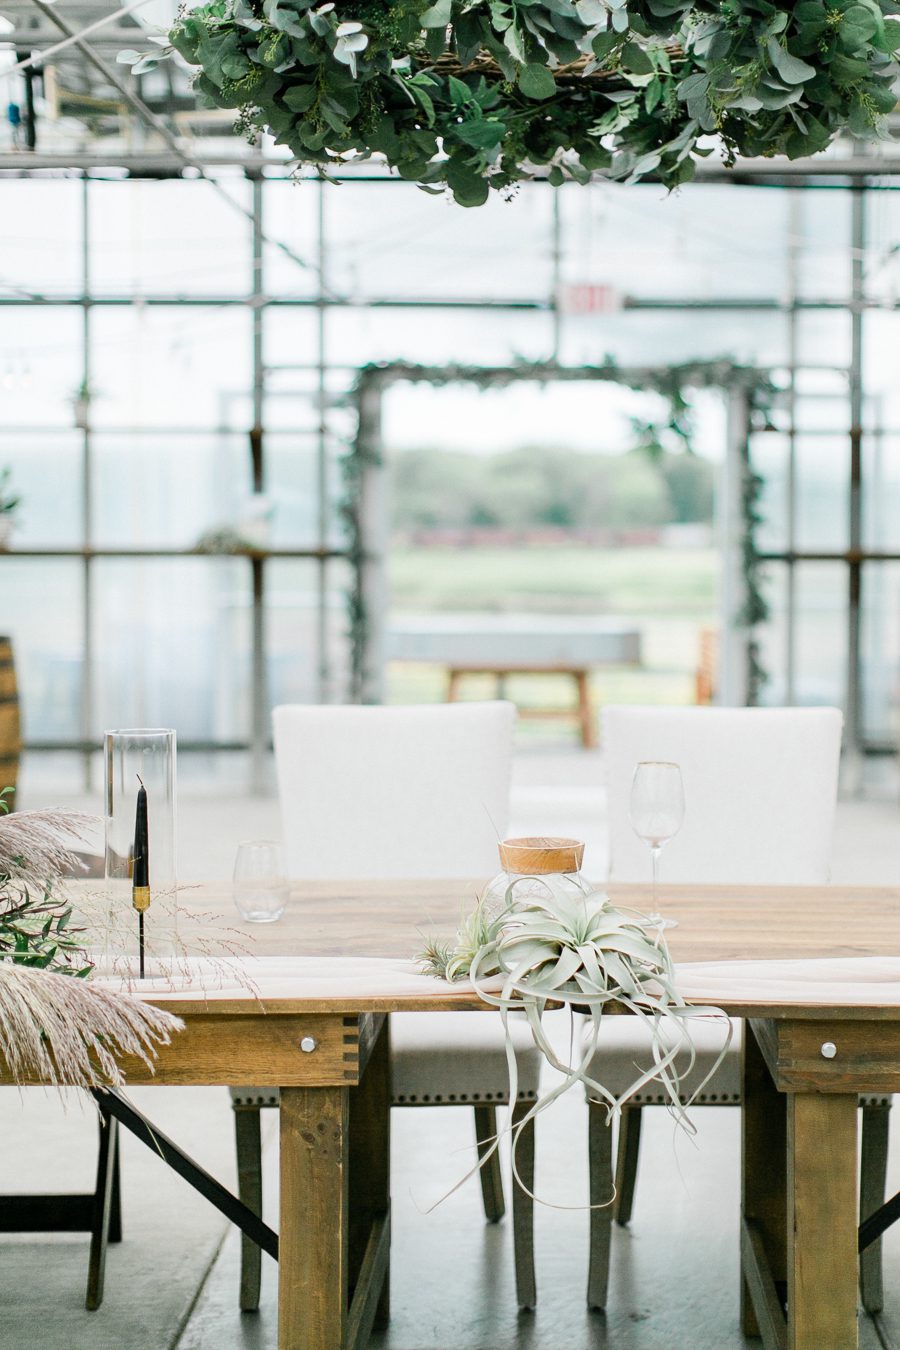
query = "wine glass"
xmin=629 ymin=761 xmax=685 ymax=926
xmin=233 ymin=840 xmax=289 ymax=923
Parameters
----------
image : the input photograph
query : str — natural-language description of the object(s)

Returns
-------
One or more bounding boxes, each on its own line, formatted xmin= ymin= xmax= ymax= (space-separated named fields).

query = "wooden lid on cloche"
xmin=497 ymin=836 xmax=585 ymax=875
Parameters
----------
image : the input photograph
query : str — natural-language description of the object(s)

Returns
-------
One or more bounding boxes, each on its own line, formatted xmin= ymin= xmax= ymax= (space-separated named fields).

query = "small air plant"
xmin=421 ymin=875 xmax=730 ymax=1204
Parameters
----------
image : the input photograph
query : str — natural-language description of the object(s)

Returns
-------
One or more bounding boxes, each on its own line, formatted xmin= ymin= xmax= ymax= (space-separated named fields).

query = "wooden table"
xmin=386 ymin=617 xmax=642 ymax=747
xmin=28 ymin=882 xmax=900 ymax=1349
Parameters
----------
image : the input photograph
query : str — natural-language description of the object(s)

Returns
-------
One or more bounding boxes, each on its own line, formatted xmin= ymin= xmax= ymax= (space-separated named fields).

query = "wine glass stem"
xmin=651 ymin=844 xmax=660 ymax=911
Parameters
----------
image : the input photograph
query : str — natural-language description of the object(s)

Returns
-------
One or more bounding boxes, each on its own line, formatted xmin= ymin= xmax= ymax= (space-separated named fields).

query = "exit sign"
xmin=558 ymin=284 xmax=624 ymax=314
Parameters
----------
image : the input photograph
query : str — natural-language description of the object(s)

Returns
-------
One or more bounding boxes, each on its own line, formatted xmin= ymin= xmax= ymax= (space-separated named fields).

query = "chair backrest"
xmin=272 ymin=702 xmax=515 ymax=879
xmin=602 ymin=705 xmax=843 ymax=885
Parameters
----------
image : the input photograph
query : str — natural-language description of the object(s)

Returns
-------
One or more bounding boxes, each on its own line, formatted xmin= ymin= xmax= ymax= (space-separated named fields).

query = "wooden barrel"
xmin=0 ymin=637 xmax=21 ymax=804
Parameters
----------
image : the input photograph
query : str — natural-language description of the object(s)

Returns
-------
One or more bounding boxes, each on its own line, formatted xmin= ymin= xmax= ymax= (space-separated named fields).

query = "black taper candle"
xmin=132 ymin=776 xmax=150 ymax=978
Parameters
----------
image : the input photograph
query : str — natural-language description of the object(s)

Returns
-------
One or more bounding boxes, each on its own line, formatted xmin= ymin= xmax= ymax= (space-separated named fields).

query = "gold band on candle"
xmin=132 ymin=886 xmax=151 ymax=913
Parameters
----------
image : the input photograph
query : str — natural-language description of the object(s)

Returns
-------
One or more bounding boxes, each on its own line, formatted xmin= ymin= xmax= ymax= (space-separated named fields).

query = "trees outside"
xmin=390 ymin=444 xmax=715 ymax=534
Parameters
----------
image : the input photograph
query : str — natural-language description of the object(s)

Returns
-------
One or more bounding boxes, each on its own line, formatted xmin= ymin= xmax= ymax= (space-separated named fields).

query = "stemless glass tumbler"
xmin=233 ymin=840 xmax=288 ymax=923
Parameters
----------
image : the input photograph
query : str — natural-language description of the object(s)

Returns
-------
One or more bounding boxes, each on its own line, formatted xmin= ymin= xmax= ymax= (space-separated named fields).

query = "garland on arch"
xmin=125 ymin=0 xmax=900 ymax=207
xmin=341 ymin=357 xmax=775 ymax=703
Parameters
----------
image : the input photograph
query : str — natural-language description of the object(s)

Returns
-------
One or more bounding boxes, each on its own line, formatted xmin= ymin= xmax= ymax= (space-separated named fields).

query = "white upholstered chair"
xmin=582 ymin=706 xmax=892 ymax=1312
xmin=232 ymin=701 xmax=541 ymax=1312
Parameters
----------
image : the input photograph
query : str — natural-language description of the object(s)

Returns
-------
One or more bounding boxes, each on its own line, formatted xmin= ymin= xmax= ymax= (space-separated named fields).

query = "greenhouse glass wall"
xmin=2 ymin=168 xmax=899 ymax=786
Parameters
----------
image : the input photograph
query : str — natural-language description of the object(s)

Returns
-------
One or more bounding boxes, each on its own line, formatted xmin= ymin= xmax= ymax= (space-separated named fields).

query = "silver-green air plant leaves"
xmin=421 ymin=874 xmax=730 ymax=1207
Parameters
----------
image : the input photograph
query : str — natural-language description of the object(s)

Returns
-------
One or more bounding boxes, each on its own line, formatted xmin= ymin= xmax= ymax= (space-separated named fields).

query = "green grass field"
xmin=386 ymin=545 xmax=718 ymax=730
xmin=389 ymin=545 xmax=717 ymax=615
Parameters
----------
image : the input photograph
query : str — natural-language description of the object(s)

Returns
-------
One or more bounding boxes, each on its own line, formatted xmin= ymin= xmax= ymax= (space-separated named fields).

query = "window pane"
xmin=794 ymin=563 xmax=847 ymax=707
xmin=0 ymin=180 xmax=83 ymax=296
xmin=560 ymin=309 xmax=788 ymax=368
xmin=794 ymin=435 xmax=849 ymax=552
xmin=0 ymin=560 xmax=83 ymax=740
xmin=563 ymin=183 xmax=789 ymax=302
xmin=0 ymin=432 xmax=82 ymax=547
xmin=267 ymin=558 xmax=352 ymax=705
xmin=92 ymin=433 xmax=250 ymax=549
xmin=755 ymin=562 xmax=789 ymax=707
xmin=862 ymin=435 xmax=900 ymax=552
xmin=750 ymin=432 xmax=789 ymax=554
xmin=860 ymin=562 xmax=900 ymax=745
xmin=326 ymin=306 xmax=553 ymax=366
xmin=328 ymin=180 xmax=555 ymax=301
xmin=90 ymin=559 xmax=251 ymax=741
xmin=90 ymin=308 xmax=253 ymax=430
xmin=89 ymin=177 xmax=252 ymax=298
xmin=794 ymin=192 xmax=851 ymax=302
xmin=0 ymin=308 xmax=83 ymax=426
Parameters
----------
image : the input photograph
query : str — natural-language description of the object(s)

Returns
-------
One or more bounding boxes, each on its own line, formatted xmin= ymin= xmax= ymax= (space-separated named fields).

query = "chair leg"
xmin=587 ymin=1101 xmax=614 ymax=1311
xmin=613 ymin=1105 xmax=643 ymax=1226
xmin=860 ymin=1101 xmax=890 ymax=1315
xmin=473 ymin=1104 xmax=505 ymax=1223
xmin=85 ymin=1109 xmax=119 ymax=1311
xmin=234 ymin=1104 xmax=264 ymax=1313
xmin=108 ymin=1126 xmax=123 ymax=1244
xmin=511 ymin=1101 xmax=536 ymax=1311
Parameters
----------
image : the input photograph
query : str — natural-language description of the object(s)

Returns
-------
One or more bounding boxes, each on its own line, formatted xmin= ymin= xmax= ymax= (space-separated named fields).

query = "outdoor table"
xmin=15 ymin=880 xmax=900 ymax=1350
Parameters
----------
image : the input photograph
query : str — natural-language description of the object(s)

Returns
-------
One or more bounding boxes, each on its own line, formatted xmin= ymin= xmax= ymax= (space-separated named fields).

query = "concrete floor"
xmin=5 ymin=748 xmax=900 ymax=1349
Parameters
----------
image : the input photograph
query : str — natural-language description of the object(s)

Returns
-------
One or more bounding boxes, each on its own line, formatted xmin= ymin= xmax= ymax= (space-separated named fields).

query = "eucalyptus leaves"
xmin=127 ymin=0 xmax=900 ymax=205
xmin=422 ymin=874 xmax=730 ymax=1197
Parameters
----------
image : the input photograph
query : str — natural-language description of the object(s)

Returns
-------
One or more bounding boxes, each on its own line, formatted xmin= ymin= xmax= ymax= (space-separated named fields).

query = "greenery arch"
xmin=342 ymin=358 xmax=774 ymax=702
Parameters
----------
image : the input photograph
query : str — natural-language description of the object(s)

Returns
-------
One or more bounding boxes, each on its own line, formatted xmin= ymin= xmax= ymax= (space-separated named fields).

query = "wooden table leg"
xmin=574 ymin=670 xmax=595 ymax=748
xmin=279 ymin=1085 xmax=349 ymax=1350
xmin=787 ymin=1092 xmax=858 ymax=1350
xmin=349 ymin=1017 xmax=391 ymax=1338
xmin=741 ymin=1022 xmax=787 ymax=1340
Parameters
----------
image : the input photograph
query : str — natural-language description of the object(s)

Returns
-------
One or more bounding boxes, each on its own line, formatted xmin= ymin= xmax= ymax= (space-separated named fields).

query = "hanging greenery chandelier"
xmin=129 ymin=0 xmax=900 ymax=203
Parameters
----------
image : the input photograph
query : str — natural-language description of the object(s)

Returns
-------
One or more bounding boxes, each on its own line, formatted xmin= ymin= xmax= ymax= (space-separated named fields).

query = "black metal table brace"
xmin=90 ymin=1089 xmax=279 ymax=1262
xmin=859 ymin=1190 xmax=900 ymax=1255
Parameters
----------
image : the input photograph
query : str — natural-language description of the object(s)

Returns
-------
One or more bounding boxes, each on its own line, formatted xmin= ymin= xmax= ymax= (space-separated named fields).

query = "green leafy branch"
xmin=120 ymin=0 xmax=900 ymax=206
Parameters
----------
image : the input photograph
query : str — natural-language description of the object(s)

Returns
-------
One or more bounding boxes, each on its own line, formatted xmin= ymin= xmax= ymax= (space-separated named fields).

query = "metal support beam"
xmin=845 ymin=182 xmax=866 ymax=788
xmin=92 ymin=1088 xmax=279 ymax=1259
xmin=249 ymin=174 xmax=268 ymax=793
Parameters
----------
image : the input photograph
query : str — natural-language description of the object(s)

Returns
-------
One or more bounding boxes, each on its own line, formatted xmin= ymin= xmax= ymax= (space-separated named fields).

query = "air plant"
xmin=421 ymin=875 xmax=730 ymax=1204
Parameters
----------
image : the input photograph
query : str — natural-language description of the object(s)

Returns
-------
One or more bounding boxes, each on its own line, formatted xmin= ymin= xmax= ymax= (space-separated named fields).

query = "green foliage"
xmin=345 ymin=359 xmax=775 ymax=700
xmin=128 ymin=0 xmax=900 ymax=205
xmin=391 ymin=442 xmax=712 ymax=531
xmin=0 ymin=788 xmax=93 ymax=979
xmin=0 ymin=886 xmax=93 ymax=978
xmin=0 ymin=468 xmax=20 ymax=516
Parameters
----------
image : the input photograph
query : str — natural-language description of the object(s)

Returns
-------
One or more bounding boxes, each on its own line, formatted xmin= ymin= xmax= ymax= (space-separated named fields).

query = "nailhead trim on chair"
xmin=232 ymin=1088 xmax=539 ymax=1107
xmin=232 ymin=1085 xmax=539 ymax=1107
xmin=585 ymin=1092 xmax=892 ymax=1107
xmin=393 ymin=1089 xmax=538 ymax=1104
xmin=588 ymin=1091 xmax=742 ymax=1106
